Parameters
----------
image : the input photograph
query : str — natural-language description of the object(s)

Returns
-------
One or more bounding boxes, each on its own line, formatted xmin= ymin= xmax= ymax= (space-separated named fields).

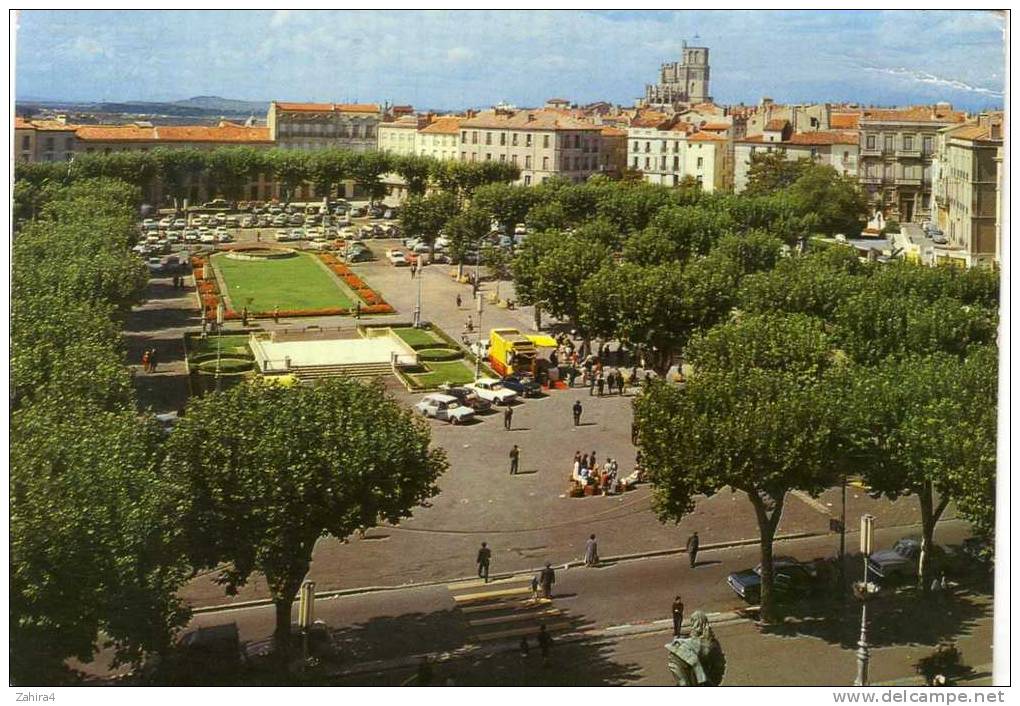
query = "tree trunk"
xmin=748 ymin=490 xmax=786 ymax=623
xmin=534 ymin=304 xmax=542 ymax=331
xmin=917 ymin=483 xmax=949 ymax=594
xmin=273 ymin=597 xmax=295 ymax=658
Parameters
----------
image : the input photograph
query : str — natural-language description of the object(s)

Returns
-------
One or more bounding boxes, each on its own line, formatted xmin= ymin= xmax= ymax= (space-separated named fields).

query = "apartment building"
xmin=267 ymin=101 xmax=383 ymax=152
xmin=458 ymin=109 xmax=607 ymax=185
xmin=417 ymin=116 xmax=463 ymax=162
xmin=377 ymin=115 xmax=421 ymax=156
xmin=626 ymin=115 xmax=730 ymax=191
xmin=857 ymin=105 xmax=966 ymax=223
xmin=744 ymin=98 xmax=835 ymax=135
xmin=931 ymin=112 xmax=1003 ymax=267
xmin=14 ymin=117 xmax=77 ymax=162
xmin=733 ymin=121 xmax=859 ymax=192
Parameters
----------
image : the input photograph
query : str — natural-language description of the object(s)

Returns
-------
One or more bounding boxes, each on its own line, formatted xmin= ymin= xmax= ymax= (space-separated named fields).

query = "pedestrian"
xmin=606 ymin=371 xmax=615 ymax=395
xmin=572 ymin=399 xmax=583 ymax=426
xmin=476 ymin=541 xmax=492 ymax=583
xmin=141 ymin=349 xmax=150 ymax=373
xmin=466 ymin=315 xmax=473 ymax=333
xmin=355 ymin=301 xmax=361 ymax=320
xmin=631 ymin=421 xmax=638 ymax=446
xmin=580 ymin=453 xmax=589 ymax=472
xmin=504 ymin=405 xmax=513 ymax=430
xmin=456 ymin=293 xmax=462 ymax=308
xmin=148 ymin=348 xmax=158 ymax=373
xmin=273 ymin=305 xmax=280 ymax=324
xmin=686 ymin=531 xmax=700 ymax=568
xmin=644 ymin=371 xmax=652 ymax=386
xmin=531 ymin=574 xmax=540 ymax=602
xmin=618 ymin=373 xmax=626 ymax=395
xmin=256 ymin=230 xmax=261 ymax=243
xmin=539 ymin=562 xmax=555 ymax=598
xmin=596 ymin=374 xmax=605 ymax=397
xmin=584 ymin=534 xmax=599 ymax=567
xmin=242 ymin=306 xmax=249 ymax=327
xmin=672 ymin=594 xmax=685 ymax=636
xmin=588 ymin=372 xmax=596 ymax=397
xmin=589 ymin=450 xmax=597 ymax=469
xmin=568 ymin=367 xmax=578 ymax=387
xmin=537 ymin=624 xmax=552 ymax=666
xmin=509 ymin=444 xmax=520 ymax=475
xmin=411 ymin=262 xmax=417 ymax=279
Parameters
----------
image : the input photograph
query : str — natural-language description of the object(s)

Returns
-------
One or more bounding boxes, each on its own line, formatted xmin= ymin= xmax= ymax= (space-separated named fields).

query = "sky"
xmin=12 ymin=10 xmax=1006 ymax=112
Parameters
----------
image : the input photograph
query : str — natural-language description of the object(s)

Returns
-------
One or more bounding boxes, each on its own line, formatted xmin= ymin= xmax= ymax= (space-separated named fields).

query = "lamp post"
xmin=854 ymin=514 xmax=877 ymax=686
xmin=413 ymin=253 xmax=427 ymax=328
xmin=215 ymin=301 xmax=224 ymax=392
xmin=474 ymin=293 xmax=484 ymax=381
xmin=298 ymin=579 xmax=316 ymax=665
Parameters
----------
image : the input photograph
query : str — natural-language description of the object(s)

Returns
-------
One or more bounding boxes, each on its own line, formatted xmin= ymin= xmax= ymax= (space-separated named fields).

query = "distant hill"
xmin=170 ymin=96 xmax=269 ymax=114
xmin=17 ymin=95 xmax=269 ymax=120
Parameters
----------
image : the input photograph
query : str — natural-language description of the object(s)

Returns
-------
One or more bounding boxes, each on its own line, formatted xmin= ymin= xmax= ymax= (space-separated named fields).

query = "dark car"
xmin=439 ymin=385 xmax=493 ymax=413
xmin=867 ymin=537 xmax=922 ymax=582
xmin=726 ymin=556 xmax=819 ymax=603
xmin=501 ymin=375 xmax=542 ymax=398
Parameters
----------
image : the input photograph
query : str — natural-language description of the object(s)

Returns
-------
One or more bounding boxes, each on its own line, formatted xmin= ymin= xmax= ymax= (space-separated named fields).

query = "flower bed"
xmin=417 ymin=347 xmax=464 ymax=362
xmin=315 ymin=253 xmax=394 ymax=312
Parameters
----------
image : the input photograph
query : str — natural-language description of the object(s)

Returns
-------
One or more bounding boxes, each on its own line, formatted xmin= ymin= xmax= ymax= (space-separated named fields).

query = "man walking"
xmin=537 ymin=624 xmax=552 ymax=667
xmin=584 ymin=534 xmax=599 ymax=567
xmin=273 ymin=305 xmax=280 ymax=324
xmin=572 ymin=399 xmax=583 ymax=426
xmin=596 ymin=374 xmax=605 ymax=397
xmin=504 ymin=406 xmax=513 ymax=430
xmin=509 ymin=444 xmax=520 ymax=475
xmin=148 ymin=348 xmax=158 ymax=373
xmin=672 ymin=594 xmax=685 ymax=636
xmin=539 ymin=562 xmax=555 ymax=598
xmin=456 ymin=293 xmax=462 ymax=308
xmin=476 ymin=542 xmax=492 ymax=583
xmin=588 ymin=371 xmax=596 ymax=397
xmin=686 ymin=531 xmax=700 ymax=568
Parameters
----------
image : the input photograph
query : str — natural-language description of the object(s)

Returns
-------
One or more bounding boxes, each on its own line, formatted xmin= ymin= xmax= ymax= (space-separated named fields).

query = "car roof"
xmin=424 ymin=393 xmax=457 ymax=403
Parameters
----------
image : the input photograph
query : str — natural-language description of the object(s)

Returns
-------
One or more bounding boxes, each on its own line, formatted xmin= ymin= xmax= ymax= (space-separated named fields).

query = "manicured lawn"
xmin=188 ymin=334 xmax=251 ymax=358
xmin=410 ymin=360 xmax=477 ymax=388
xmin=392 ymin=326 xmax=441 ymax=348
xmin=212 ymin=253 xmax=354 ymax=311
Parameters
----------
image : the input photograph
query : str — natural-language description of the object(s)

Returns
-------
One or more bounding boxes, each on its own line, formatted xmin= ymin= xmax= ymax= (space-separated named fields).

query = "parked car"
xmin=146 ymin=257 xmax=166 ymax=274
xmin=438 ymin=385 xmax=493 ymax=413
xmin=387 ymin=249 xmax=408 ymax=266
xmin=240 ymin=216 xmax=256 ymax=228
xmin=199 ymin=233 xmax=217 ymax=244
xmin=289 ymin=214 xmax=305 ymax=226
xmin=931 ymin=233 xmax=948 ymax=245
xmin=142 ymin=218 xmax=158 ymax=231
xmin=202 ymin=198 xmax=231 ymax=210
xmin=726 ymin=557 xmax=819 ymax=603
xmin=158 ymin=217 xmax=173 ymax=228
xmin=868 ymin=537 xmax=927 ymax=582
xmin=216 ymin=232 xmax=233 ymax=243
xmin=275 ymin=229 xmax=291 ymax=242
xmin=345 ymin=248 xmax=373 ymax=263
xmin=289 ymin=228 xmax=305 ymax=240
xmin=414 ymin=394 xmax=475 ymax=424
xmin=465 ymin=377 xmax=517 ymax=405
xmin=500 ymin=375 xmax=542 ymax=398
xmin=172 ymin=218 xmax=187 ymax=230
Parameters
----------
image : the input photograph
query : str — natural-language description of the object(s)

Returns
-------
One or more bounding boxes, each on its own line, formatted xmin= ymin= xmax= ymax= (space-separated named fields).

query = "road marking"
xmin=460 ymin=598 xmax=551 ymax=614
xmin=475 ymin=621 xmax=572 ymax=642
xmin=453 ymin=585 xmax=533 ymax=603
xmin=447 ymin=574 xmax=532 ymax=591
xmin=791 ymin=490 xmax=832 ymax=516
xmin=468 ymin=608 xmax=561 ymax=627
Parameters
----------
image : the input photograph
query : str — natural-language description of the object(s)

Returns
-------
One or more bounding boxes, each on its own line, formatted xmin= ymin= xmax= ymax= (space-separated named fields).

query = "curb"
xmin=191 ymin=530 xmax=823 ymax=615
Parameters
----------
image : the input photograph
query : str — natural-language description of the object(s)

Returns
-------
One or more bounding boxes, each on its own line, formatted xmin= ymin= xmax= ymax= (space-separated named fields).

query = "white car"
xmin=184 ymin=230 xmax=199 ymax=243
xmin=158 ymin=217 xmax=172 ymax=228
xmin=465 ymin=377 xmax=518 ymax=406
xmin=199 ymin=233 xmax=217 ymax=244
xmin=289 ymin=228 xmax=305 ymax=240
xmin=142 ymin=218 xmax=158 ymax=231
xmin=216 ymin=231 xmax=233 ymax=243
xmin=172 ymin=218 xmax=187 ymax=229
xmin=387 ymin=249 xmax=408 ymax=266
xmin=414 ymin=394 xmax=475 ymax=424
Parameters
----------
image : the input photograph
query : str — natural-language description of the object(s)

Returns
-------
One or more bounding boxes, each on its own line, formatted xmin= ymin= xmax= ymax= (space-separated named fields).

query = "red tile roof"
xmin=419 ymin=116 xmax=464 ymax=135
xmin=461 ymin=109 xmax=597 ymax=131
xmin=687 ymin=131 xmax=727 ymax=142
xmin=14 ymin=117 xmax=33 ymax=129
xmin=785 ymin=130 xmax=859 ymax=146
xmin=764 ymin=119 xmax=788 ymax=132
xmin=830 ymin=113 xmax=861 ymax=129
xmin=700 ymin=122 xmax=731 ymax=131
xmin=600 ymin=126 xmax=627 ymax=137
xmin=860 ymin=106 xmax=966 ymax=124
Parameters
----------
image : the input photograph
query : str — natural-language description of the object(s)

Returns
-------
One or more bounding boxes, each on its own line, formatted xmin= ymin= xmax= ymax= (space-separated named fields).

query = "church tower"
xmin=644 ymin=41 xmax=711 ymax=107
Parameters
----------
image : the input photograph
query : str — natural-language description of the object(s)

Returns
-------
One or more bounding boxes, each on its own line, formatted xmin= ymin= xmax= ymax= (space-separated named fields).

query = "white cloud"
xmin=446 ymin=46 xmax=474 ymax=63
xmin=863 ymin=66 xmax=1003 ymax=97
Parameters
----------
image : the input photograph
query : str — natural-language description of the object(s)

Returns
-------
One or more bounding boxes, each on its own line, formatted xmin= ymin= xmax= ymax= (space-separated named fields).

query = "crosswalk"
xmin=447 ymin=574 xmax=573 ymax=643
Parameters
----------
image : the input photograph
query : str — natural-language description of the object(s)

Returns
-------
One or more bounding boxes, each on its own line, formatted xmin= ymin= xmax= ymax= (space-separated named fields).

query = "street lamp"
xmin=412 ymin=253 xmax=427 ymax=328
xmin=854 ymin=514 xmax=878 ymax=686
xmin=474 ymin=293 xmax=484 ymax=381
xmin=215 ymin=301 xmax=224 ymax=392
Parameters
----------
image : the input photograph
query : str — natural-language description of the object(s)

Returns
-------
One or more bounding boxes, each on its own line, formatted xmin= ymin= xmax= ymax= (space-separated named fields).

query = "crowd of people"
xmin=569 ymin=450 xmax=643 ymax=496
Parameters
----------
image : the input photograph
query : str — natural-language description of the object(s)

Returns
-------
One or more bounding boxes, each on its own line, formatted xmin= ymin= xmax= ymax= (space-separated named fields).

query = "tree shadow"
xmin=760 ymin=585 xmax=991 ymax=650
xmin=134 ymin=372 xmax=191 ymax=413
xmin=124 ymin=306 xmax=199 ymax=331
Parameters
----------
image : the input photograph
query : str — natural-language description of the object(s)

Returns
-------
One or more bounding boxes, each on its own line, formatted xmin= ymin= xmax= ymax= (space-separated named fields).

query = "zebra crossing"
xmin=447 ymin=574 xmax=572 ymax=643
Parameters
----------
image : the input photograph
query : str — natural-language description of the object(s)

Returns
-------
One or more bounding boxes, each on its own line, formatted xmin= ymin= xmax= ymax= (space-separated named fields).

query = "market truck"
xmin=488 ymin=329 xmax=558 ymax=377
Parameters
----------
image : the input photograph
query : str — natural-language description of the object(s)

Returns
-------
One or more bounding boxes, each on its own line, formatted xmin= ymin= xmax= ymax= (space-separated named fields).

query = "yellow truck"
xmin=488 ymin=328 xmax=558 ymax=378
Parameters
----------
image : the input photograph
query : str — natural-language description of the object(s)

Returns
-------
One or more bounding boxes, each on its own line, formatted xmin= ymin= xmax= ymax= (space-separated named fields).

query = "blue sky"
xmin=14 ymin=10 xmax=1005 ymax=111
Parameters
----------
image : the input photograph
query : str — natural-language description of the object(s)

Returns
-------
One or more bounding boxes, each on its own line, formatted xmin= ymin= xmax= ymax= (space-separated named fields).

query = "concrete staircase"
xmin=292 ymin=361 xmax=393 ymax=383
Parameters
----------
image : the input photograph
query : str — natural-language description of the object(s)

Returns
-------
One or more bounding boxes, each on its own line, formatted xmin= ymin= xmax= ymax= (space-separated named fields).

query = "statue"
xmin=665 ymin=610 xmax=726 ymax=686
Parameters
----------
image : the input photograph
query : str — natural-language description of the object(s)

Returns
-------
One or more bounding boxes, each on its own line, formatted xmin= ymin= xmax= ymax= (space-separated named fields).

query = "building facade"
xmin=931 ymin=113 xmax=1002 ymax=267
xmin=267 ymin=101 xmax=383 ymax=152
xmin=857 ymin=105 xmax=966 ymax=223
xmin=733 ymin=123 xmax=859 ymax=193
xmin=377 ymin=116 xmax=421 ymax=156
xmin=643 ymin=42 xmax=710 ymax=107
xmin=417 ymin=116 xmax=463 ymax=162
xmin=626 ymin=116 xmax=730 ymax=192
xmin=458 ymin=109 xmax=607 ymax=186
xmin=14 ymin=117 xmax=77 ymax=162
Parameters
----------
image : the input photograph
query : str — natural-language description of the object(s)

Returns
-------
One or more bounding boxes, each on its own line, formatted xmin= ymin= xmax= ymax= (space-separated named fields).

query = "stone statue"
xmin=665 ymin=610 xmax=726 ymax=686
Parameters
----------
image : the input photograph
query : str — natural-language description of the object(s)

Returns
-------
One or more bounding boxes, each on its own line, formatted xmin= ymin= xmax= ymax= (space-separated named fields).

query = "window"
xmin=673 ymin=156 xmax=679 ymax=170
xmin=542 ymin=156 xmax=549 ymax=170
xmin=575 ymin=134 xmax=581 ymax=148
xmin=903 ymin=135 xmax=913 ymax=151
xmin=512 ymin=133 xmax=519 ymax=146
xmin=543 ymin=135 xmax=550 ymax=148
xmin=923 ymin=136 xmax=933 ymax=154
xmin=644 ymin=157 xmax=650 ymax=169
xmin=525 ymin=155 xmax=532 ymax=168
xmin=633 ymin=140 xmax=639 ymax=152
xmin=500 ymin=133 xmax=506 ymax=146
xmin=45 ymin=137 xmax=54 ymax=150
xmin=810 ymin=148 xmax=818 ymax=159
xmin=21 ymin=136 xmax=29 ymax=150
xmin=884 ymin=135 xmax=893 ymax=152
xmin=843 ymin=151 xmax=849 ymax=161
xmin=472 ymin=131 xmax=478 ymax=144
xmin=485 ymin=132 xmax=492 ymax=145
xmin=65 ymin=137 xmax=73 ymax=150
xmin=524 ymin=175 xmax=531 ymax=186
xmin=462 ymin=131 xmax=468 ymax=143
xmin=633 ymin=157 xmax=639 ymax=167
xmin=486 ymin=153 xmax=492 ymax=161
xmin=660 ymin=156 xmax=667 ymax=170
xmin=512 ymin=154 xmax=518 ymax=165
xmin=810 ymin=117 xmax=819 ymax=128
xmin=526 ymin=134 xmax=533 ymax=147
xmin=697 ymin=157 xmax=704 ymax=168
xmin=645 ymin=141 xmax=650 ymax=153
xmin=461 ymin=151 xmax=466 ymax=160
xmin=500 ymin=154 xmax=506 ymax=162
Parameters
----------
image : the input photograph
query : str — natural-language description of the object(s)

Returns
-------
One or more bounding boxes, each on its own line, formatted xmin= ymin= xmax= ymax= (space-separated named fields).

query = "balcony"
xmin=860 ymin=175 xmax=883 ymax=185
xmin=860 ymin=146 xmax=883 ymax=157
xmin=895 ymin=148 xmax=922 ymax=158
xmin=895 ymin=176 xmax=922 ymax=186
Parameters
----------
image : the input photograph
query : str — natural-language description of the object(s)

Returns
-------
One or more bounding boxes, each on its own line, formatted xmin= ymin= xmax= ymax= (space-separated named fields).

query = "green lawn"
xmin=410 ymin=360 xmax=477 ymax=388
xmin=392 ymin=326 xmax=441 ymax=348
xmin=188 ymin=334 xmax=251 ymax=358
xmin=212 ymin=253 xmax=354 ymax=311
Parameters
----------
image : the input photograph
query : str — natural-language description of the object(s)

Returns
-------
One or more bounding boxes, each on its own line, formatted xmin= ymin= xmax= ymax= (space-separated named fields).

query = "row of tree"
xmin=11 ymin=177 xmax=448 ymax=683
xmin=13 ymin=147 xmax=521 ymax=217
